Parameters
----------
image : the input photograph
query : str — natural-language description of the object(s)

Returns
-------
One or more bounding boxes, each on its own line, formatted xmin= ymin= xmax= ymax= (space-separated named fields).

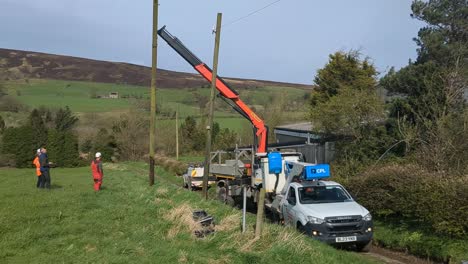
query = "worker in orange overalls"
xmin=91 ymin=152 xmax=104 ymax=191
xmin=32 ymin=148 xmax=44 ymax=188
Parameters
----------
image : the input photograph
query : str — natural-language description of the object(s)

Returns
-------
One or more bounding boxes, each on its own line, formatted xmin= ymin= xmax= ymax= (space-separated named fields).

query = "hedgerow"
xmin=346 ymin=164 xmax=468 ymax=237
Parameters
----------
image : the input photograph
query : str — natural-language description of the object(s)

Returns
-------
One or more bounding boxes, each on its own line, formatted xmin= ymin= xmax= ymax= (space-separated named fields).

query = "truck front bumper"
xmin=303 ymin=220 xmax=373 ymax=245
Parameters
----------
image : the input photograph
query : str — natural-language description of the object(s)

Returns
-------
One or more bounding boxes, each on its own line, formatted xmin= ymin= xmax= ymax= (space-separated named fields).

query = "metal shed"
xmin=273 ymin=122 xmax=337 ymax=164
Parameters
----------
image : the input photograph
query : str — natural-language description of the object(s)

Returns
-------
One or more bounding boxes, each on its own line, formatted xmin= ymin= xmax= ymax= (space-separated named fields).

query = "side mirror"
xmin=287 ymin=197 xmax=296 ymax=205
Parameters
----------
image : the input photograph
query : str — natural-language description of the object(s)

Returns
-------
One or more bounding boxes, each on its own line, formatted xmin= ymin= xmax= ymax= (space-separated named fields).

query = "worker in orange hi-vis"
xmin=91 ymin=152 xmax=104 ymax=191
xmin=32 ymin=149 xmax=44 ymax=188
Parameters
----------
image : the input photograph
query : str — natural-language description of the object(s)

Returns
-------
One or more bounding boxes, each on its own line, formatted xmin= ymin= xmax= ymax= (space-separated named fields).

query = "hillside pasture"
xmin=0 ymin=163 xmax=374 ymax=264
xmin=2 ymin=79 xmax=309 ymax=134
xmin=3 ymin=79 xmax=308 ymax=116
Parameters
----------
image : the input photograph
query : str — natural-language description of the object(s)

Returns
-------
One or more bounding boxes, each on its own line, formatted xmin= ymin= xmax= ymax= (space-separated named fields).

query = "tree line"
xmin=1 ymin=107 xmax=79 ymax=167
xmin=0 ymin=106 xmax=239 ymax=167
xmin=308 ymin=0 xmax=467 ymax=238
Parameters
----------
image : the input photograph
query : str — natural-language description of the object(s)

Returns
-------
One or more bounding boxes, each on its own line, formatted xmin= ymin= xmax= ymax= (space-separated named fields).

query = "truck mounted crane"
xmin=157 ymin=26 xmax=268 ymax=154
xmin=158 ymin=27 xmax=373 ymax=250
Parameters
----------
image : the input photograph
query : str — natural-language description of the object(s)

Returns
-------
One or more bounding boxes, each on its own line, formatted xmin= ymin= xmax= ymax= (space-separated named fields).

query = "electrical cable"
xmin=221 ymin=0 xmax=283 ymax=29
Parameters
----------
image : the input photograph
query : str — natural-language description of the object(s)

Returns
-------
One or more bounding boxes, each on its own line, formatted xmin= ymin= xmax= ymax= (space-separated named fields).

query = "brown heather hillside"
xmin=0 ymin=48 xmax=312 ymax=89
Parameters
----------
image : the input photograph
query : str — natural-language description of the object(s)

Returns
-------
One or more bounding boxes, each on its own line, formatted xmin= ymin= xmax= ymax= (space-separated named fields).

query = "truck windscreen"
xmin=298 ymin=186 xmax=352 ymax=204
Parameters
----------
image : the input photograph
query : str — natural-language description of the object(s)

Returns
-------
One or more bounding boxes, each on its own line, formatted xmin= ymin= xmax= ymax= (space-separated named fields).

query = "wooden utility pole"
xmin=202 ymin=13 xmax=222 ymax=199
xmin=175 ymin=110 xmax=179 ymax=160
xmin=149 ymin=0 xmax=159 ymax=186
xmin=255 ymin=188 xmax=266 ymax=238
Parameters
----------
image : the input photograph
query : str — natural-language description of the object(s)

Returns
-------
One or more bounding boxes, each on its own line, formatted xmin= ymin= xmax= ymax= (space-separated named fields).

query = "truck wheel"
xmin=356 ymin=241 xmax=371 ymax=252
xmin=270 ymin=211 xmax=280 ymax=224
xmin=296 ymin=222 xmax=306 ymax=234
xmin=225 ymin=196 xmax=235 ymax=207
xmin=217 ymin=186 xmax=227 ymax=202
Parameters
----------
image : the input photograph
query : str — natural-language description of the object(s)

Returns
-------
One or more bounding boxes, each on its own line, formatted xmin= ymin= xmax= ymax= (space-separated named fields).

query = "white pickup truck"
xmin=268 ymin=159 xmax=373 ymax=251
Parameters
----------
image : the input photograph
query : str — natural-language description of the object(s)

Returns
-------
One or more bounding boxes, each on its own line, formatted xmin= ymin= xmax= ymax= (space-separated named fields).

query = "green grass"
xmin=215 ymin=117 xmax=250 ymax=132
xmin=156 ymin=116 xmax=247 ymax=134
xmin=2 ymin=79 xmax=310 ymax=134
xmin=4 ymin=79 xmax=308 ymax=116
xmin=374 ymin=220 xmax=468 ymax=263
xmin=237 ymin=86 xmax=307 ymax=106
xmin=0 ymin=163 xmax=374 ymax=263
xmin=3 ymin=79 xmax=209 ymax=114
xmin=5 ymin=79 xmax=143 ymax=112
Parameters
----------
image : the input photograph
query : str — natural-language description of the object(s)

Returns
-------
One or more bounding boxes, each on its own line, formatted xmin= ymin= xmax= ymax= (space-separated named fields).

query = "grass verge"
xmin=0 ymin=163 xmax=374 ymax=263
xmin=374 ymin=220 xmax=468 ymax=263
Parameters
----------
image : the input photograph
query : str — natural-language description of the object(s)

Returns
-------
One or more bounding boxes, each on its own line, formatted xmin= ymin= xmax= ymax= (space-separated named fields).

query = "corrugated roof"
xmin=275 ymin=122 xmax=313 ymax=132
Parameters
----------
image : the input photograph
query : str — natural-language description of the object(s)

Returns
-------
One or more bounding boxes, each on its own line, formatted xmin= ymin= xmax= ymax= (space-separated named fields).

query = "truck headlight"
xmin=307 ymin=216 xmax=325 ymax=224
xmin=363 ymin=213 xmax=372 ymax=221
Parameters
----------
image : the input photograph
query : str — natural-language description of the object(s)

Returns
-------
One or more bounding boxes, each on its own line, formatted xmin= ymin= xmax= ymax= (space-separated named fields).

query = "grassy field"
xmin=2 ymin=79 xmax=309 ymax=133
xmin=4 ymin=79 xmax=141 ymax=112
xmin=4 ymin=79 xmax=308 ymax=115
xmin=0 ymin=163 xmax=375 ymax=264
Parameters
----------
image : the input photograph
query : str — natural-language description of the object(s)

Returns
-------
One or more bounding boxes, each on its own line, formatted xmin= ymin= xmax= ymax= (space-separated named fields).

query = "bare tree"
xmin=112 ymin=110 xmax=149 ymax=161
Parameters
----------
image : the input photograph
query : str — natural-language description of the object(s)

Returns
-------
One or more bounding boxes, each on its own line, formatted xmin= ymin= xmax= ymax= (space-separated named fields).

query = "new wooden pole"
xmin=149 ymin=0 xmax=159 ymax=186
xmin=202 ymin=13 xmax=222 ymax=199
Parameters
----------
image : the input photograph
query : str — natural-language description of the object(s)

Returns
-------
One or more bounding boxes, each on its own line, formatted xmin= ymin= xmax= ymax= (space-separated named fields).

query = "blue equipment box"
xmin=303 ymin=164 xmax=330 ymax=180
xmin=267 ymin=152 xmax=282 ymax=174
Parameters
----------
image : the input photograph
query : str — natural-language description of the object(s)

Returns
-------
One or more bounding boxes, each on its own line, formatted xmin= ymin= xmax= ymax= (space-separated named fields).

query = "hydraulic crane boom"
xmin=158 ymin=26 xmax=268 ymax=153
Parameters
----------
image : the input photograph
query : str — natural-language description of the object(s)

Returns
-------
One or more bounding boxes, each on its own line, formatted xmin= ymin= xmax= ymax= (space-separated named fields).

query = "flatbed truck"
xmin=158 ymin=27 xmax=373 ymax=248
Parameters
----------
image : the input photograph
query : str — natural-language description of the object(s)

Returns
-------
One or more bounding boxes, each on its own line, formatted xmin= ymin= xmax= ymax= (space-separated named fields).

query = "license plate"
xmin=335 ymin=236 xmax=357 ymax=243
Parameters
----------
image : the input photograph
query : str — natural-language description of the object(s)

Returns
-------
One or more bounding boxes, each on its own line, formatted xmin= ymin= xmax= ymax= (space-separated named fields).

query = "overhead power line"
xmin=222 ymin=0 xmax=283 ymax=29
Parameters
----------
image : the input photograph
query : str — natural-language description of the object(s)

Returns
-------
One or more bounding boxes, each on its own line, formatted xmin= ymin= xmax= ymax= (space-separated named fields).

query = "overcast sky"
xmin=1 ymin=0 xmax=425 ymax=84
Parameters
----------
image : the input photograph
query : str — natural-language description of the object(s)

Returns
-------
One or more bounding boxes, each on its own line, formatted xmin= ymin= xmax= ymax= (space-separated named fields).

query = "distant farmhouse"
xmin=109 ymin=92 xmax=119 ymax=99
xmin=97 ymin=92 xmax=119 ymax=99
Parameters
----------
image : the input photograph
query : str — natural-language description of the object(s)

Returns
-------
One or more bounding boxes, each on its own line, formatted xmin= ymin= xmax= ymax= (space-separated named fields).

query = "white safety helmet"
xmin=37 ymin=149 xmax=41 ymax=153
xmin=95 ymin=152 xmax=102 ymax=158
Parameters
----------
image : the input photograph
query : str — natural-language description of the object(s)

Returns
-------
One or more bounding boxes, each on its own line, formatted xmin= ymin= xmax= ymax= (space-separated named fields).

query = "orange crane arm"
xmin=158 ymin=26 xmax=268 ymax=153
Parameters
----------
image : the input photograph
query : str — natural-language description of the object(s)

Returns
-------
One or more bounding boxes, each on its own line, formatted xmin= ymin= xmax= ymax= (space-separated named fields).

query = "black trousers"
xmin=42 ymin=169 xmax=51 ymax=189
xmin=36 ymin=174 xmax=44 ymax=188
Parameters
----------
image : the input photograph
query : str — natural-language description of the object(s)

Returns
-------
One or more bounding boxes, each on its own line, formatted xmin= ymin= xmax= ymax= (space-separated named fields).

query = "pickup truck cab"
xmin=280 ymin=180 xmax=373 ymax=250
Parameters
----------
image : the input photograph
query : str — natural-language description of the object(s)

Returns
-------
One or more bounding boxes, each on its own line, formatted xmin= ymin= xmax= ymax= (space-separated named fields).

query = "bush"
xmin=112 ymin=111 xmax=148 ymax=161
xmin=346 ymin=164 xmax=468 ymax=237
xmin=155 ymin=155 xmax=187 ymax=175
xmin=0 ymin=115 xmax=5 ymax=133
xmin=48 ymin=130 xmax=80 ymax=167
xmin=1 ymin=126 xmax=35 ymax=168
xmin=92 ymin=128 xmax=116 ymax=162
xmin=180 ymin=116 xmax=205 ymax=153
xmin=0 ymin=153 xmax=16 ymax=167
xmin=0 ymin=96 xmax=28 ymax=112
xmin=374 ymin=220 xmax=468 ymax=263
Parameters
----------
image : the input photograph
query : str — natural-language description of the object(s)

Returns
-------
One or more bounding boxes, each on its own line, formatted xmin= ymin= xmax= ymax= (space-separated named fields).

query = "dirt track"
xmin=360 ymin=245 xmax=435 ymax=264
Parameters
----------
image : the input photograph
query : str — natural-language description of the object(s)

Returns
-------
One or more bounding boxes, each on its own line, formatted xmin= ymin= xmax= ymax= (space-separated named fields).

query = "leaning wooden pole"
xmin=255 ymin=187 xmax=266 ymax=238
xmin=202 ymin=13 xmax=222 ymax=199
xmin=175 ymin=110 xmax=179 ymax=160
xmin=149 ymin=0 xmax=159 ymax=186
